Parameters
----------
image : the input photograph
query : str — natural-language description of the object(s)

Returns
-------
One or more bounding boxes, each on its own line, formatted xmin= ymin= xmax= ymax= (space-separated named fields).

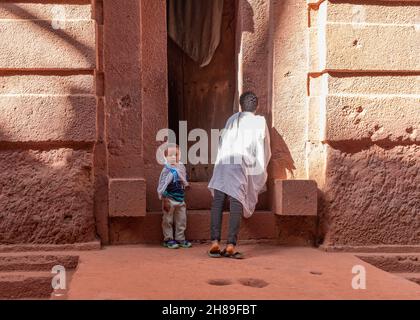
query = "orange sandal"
xmin=221 ymin=249 xmax=244 ymax=259
xmin=208 ymin=244 xmax=222 ymax=258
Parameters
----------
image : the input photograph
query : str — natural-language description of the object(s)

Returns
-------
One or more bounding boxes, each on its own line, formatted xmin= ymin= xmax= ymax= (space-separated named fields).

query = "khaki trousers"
xmin=162 ymin=198 xmax=187 ymax=241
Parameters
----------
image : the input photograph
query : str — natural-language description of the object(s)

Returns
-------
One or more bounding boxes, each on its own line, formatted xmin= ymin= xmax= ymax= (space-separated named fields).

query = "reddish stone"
xmin=0 ymin=96 xmax=96 ymax=143
xmin=66 ymin=245 xmax=420 ymax=300
xmin=0 ymin=74 xmax=94 ymax=95
xmin=0 ymin=21 xmax=95 ymax=69
xmin=0 ymin=3 xmax=91 ymax=20
xmin=103 ymin=0 xmax=143 ymax=179
xmin=274 ymin=180 xmax=318 ymax=216
xmin=185 ymin=182 xmax=213 ymax=210
xmin=109 ymin=211 xmax=277 ymax=244
xmin=108 ymin=179 xmax=146 ymax=217
xmin=320 ymin=145 xmax=420 ymax=246
xmin=0 ymin=149 xmax=96 ymax=244
xmin=140 ymin=0 xmax=168 ymax=212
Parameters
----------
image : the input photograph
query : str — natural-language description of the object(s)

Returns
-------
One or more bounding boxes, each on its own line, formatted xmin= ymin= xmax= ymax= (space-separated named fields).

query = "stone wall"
xmin=307 ymin=0 xmax=420 ymax=247
xmin=0 ymin=1 xmax=96 ymax=244
xmin=0 ymin=0 xmax=418 ymax=248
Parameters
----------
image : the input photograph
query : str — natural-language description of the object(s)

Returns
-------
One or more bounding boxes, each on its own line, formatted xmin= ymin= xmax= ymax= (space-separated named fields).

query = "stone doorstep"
xmin=150 ymin=210 xmax=276 ymax=242
xmin=0 ymin=271 xmax=53 ymax=299
xmin=109 ymin=210 xmax=319 ymax=245
xmin=185 ymin=182 xmax=213 ymax=210
xmin=109 ymin=210 xmax=282 ymax=244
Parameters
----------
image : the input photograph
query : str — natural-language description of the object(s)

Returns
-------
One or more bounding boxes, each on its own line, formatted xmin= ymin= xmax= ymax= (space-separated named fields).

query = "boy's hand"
xmin=163 ymin=198 xmax=170 ymax=212
xmin=184 ymin=184 xmax=191 ymax=191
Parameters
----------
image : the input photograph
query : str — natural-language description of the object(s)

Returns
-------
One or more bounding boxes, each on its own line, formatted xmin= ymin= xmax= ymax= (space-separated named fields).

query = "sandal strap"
xmin=222 ymin=249 xmax=244 ymax=259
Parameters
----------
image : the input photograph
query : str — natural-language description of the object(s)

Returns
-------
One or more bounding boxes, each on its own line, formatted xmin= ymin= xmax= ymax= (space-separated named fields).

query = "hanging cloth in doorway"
xmin=168 ymin=0 xmax=224 ymax=67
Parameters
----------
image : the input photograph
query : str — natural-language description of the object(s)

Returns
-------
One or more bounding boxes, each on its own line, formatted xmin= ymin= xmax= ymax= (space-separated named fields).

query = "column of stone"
xmin=236 ymin=0 xmax=271 ymax=115
xmin=270 ymin=0 xmax=310 ymax=180
xmin=103 ymin=0 xmax=146 ymax=219
xmin=140 ymin=0 xmax=168 ymax=212
xmin=269 ymin=0 xmax=311 ymax=215
xmin=92 ymin=0 xmax=109 ymax=244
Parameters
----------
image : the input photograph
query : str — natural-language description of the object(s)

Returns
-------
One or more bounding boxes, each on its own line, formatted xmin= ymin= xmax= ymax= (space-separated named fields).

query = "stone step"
xmin=110 ymin=210 xmax=278 ymax=244
xmin=184 ymin=182 xmax=269 ymax=210
xmin=0 ymin=254 xmax=79 ymax=272
xmin=0 ymin=241 xmax=100 ymax=253
xmin=185 ymin=210 xmax=276 ymax=241
xmin=357 ymin=254 xmax=420 ymax=273
xmin=393 ymin=273 xmax=420 ymax=286
xmin=0 ymin=271 xmax=53 ymax=299
xmin=0 ymin=253 xmax=78 ymax=299
xmin=184 ymin=182 xmax=213 ymax=210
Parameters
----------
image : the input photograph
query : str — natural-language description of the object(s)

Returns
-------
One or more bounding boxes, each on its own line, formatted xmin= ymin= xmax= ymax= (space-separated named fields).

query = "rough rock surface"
xmin=320 ymin=144 xmax=420 ymax=246
xmin=0 ymin=149 xmax=95 ymax=244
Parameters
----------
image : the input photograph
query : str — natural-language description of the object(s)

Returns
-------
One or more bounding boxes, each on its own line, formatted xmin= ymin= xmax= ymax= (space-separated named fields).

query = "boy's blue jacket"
xmin=157 ymin=162 xmax=189 ymax=200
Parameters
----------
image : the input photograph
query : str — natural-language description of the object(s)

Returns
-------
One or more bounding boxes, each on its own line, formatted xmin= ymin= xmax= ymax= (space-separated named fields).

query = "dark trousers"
xmin=210 ymin=189 xmax=243 ymax=246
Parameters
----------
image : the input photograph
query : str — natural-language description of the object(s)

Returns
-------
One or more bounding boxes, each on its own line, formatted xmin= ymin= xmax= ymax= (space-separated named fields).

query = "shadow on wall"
xmin=0 ymin=79 xmax=97 ymax=245
xmin=236 ymin=0 xmax=296 ymax=177
xmin=240 ymin=0 xmax=318 ymax=246
xmin=0 ymin=2 xmax=97 ymax=245
xmin=1 ymin=3 xmax=95 ymax=66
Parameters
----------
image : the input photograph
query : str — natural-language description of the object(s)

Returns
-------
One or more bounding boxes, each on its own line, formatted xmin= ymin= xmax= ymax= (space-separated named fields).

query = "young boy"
xmin=157 ymin=143 xmax=192 ymax=249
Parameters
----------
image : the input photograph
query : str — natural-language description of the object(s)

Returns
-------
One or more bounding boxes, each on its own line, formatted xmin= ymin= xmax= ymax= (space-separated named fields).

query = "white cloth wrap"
xmin=208 ymin=112 xmax=272 ymax=218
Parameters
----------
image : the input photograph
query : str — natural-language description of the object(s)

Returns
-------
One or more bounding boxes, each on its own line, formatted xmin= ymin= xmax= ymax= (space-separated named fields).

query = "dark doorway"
xmin=167 ymin=0 xmax=237 ymax=182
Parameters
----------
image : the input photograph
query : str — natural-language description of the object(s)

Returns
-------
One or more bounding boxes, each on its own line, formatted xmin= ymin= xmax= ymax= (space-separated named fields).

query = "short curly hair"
xmin=240 ymin=91 xmax=258 ymax=112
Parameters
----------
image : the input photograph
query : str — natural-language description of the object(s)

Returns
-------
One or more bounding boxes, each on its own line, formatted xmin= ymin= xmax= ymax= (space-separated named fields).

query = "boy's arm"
xmin=157 ymin=168 xmax=168 ymax=200
xmin=158 ymin=168 xmax=171 ymax=211
xmin=179 ymin=163 xmax=190 ymax=188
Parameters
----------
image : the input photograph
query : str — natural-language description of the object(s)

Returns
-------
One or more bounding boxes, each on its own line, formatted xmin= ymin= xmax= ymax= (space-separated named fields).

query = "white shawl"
xmin=208 ymin=112 xmax=271 ymax=218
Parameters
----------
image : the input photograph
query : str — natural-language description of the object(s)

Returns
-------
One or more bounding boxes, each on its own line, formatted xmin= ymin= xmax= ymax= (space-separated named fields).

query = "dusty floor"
xmin=66 ymin=244 xmax=420 ymax=300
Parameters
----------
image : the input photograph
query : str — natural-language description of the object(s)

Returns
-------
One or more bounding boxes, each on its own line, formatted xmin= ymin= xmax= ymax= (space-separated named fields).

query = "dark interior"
xmin=167 ymin=0 xmax=237 ymax=182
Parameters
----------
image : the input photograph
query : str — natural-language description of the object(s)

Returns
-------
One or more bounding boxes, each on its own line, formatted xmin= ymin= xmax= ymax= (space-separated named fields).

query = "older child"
xmin=208 ymin=91 xmax=271 ymax=258
xmin=157 ymin=144 xmax=192 ymax=249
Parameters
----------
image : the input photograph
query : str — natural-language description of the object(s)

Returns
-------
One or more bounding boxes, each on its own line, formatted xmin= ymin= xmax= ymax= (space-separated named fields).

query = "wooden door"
xmin=167 ymin=0 xmax=236 ymax=182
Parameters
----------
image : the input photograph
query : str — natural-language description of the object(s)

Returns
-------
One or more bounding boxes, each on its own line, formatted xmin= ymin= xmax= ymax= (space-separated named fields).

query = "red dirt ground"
xmin=65 ymin=244 xmax=420 ymax=300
